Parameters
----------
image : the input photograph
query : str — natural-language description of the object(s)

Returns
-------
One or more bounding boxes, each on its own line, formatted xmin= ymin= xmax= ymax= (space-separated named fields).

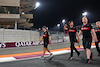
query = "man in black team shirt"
xmin=64 ymin=21 xmax=80 ymax=60
xmin=39 ymin=26 xmax=53 ymax=59
xmin=78 ymin=17 xmax=98 ymax=64
xmin=95 ymin=21 xmax=100 ymax=56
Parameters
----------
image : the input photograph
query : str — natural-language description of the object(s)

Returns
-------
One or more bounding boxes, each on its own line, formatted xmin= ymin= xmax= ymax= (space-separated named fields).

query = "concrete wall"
xmin=0 ymin=0 xmax=20 ymax=6
xmin=21 ymin=14 xmax=33 ymax=19
xmin=0 ymin=14 xmax=20 ymax=19
xmin=0 ymin=29 xmax=39 ymax=42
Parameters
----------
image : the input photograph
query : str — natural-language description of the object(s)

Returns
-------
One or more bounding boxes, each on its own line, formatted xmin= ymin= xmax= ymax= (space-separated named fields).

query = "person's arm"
xmin=39 ymin=36 xmax=43 ymax=44
xmin=78 ymin=30 xmax=82 ymax=36
xmin=76 ymin=32 xmax=79 ymax=38
xmin=91 ymin=29 xmax=98 ymax=42
xmin=49 ymin=36 xmax=51 ymax=45
xmin=64 ymin=24 xmax=68 ymax=30
xmin=76 ymin=31 xmax=79 ymax=43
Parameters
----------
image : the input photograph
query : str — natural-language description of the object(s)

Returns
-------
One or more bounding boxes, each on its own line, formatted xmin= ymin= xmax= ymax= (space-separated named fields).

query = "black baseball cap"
xmin=42 ymin=26 xmax=47 ymax=29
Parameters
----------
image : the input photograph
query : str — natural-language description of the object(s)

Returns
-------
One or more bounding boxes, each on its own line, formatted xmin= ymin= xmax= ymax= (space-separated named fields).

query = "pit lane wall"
xmin=0 ymin=29 xmax=40 ymax=42
xmin=0 ymin=39 xmax=67 ymax=48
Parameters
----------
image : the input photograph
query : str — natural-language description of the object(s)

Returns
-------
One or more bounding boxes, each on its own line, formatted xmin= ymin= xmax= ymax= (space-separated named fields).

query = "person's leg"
xmin=70 ymin=42 xmax=74 ymax=57
xmin=86 ymin=39 xmax=92 ymax=63
xmin=95 ymin=42 xmax=100 ymax=53
xmin=68 ymin=42 xmax=74 ymax=60
xmin=88 ymin=39 xmax=93 ymax=60
xmin=44 ymin=43 xmax=52 ymax=54
xmin=83 ymin=40 xmax=86 ymax=50
xmin=42 ymin=47 xmax=46 ymax=57
xmin=86 ymin=48 xmax=91 ymax=59
xmin=46 ymin=48 xmax=53 ymax=57
xmin=45 ymin=43 xmax=53 ymax=57
xmin=86 ymin=48 xmax=91 ymax=63
xmin=83 ymin=39 xmax=87 ymax=57
xmin=44 ymin=43 xmax=50 ymax=53
xmin=46 ymin=48 xmax=52 ymax=54
xmin=73 ymin=45 xmax=80 ymax=57
xmin=42 ymin=42 xmax=48 ymax=57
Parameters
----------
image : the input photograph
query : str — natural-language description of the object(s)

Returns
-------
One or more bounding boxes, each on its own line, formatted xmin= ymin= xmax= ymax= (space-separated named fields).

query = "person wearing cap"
xmin=39 ymin=26 xmax=53 ymax=59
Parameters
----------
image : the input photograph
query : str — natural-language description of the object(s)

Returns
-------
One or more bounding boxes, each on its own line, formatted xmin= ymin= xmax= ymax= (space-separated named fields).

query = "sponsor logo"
xmin=68 ymin=29 xmax=76 ymax=32
xmin=51 ymin=39 xmax=64 ymax=44
xmin=0 ymin=39 xmax=66 ymax=48
xmin=0 ymin=43 xmax=6 ymax=48
xmin=31 ymin=41 xmax=43 ymax=45
xmin=15 ymin=41 xmax=32 ymax=47
xmin=15 ymin=41 xmax=42 ymax=47
xmin=81 ymin=27 xmax=90 ymax=30
xmin=43 ymin=34 xmax=47 ymax=37
xmin=95 ymin=29 xmax=100 ymax=32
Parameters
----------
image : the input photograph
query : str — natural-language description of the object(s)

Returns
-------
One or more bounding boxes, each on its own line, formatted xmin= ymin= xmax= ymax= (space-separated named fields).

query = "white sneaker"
xmin=50 ymin=53 xmax=53 ymax=58
xmin=40 ymin=56 xmax=44 ymax=60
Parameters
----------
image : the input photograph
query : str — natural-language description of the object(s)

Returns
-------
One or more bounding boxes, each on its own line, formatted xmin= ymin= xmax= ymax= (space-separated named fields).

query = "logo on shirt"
xmin=81 ymin=27 xmax=90 ymax=30
xmin=43 ymin=34 xmax=47 ymax=37
xmin=68 ymin=29 xmax=76 ymax=32
xmin=95 ymin=29 xmax=100 ymax=32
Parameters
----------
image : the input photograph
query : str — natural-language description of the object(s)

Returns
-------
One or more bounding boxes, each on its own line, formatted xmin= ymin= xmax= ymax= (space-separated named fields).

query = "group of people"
xmin=64 ymin=16 xmax=100 ymax=64
xmin=39 ymin=16 xmax=100 ymax=64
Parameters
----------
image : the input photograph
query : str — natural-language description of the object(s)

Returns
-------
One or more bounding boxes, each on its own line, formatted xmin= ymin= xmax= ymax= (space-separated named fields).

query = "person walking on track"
xmin=78 ymin=17 xmax=98 ymax=64
xmin=39 ymin=26 xmax=53 ymax=59
xmin=94 ymin=21 xmax=100 ymax=56
xmin=64 ymin=21 xmax=80 ymax=60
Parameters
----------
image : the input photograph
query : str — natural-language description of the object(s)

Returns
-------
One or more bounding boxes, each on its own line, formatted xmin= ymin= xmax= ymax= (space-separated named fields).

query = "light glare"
xmin=62 ymin=19 xmax=65 ymax=23
xmin=57 ymin=24 xmax=60 ymax=27
xmin=82 ymin=12 xmax=87 ymax=16
xmin=35 ymin=2 xmax=40 ymax=9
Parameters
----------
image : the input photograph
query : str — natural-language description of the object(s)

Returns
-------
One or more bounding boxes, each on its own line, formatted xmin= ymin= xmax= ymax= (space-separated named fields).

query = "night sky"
xmin=33 ymin=0 xmax=100 ymax=31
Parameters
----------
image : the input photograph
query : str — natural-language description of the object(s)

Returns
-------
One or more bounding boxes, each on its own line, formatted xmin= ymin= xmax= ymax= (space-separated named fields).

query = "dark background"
xmin=33 ymin=0 xmax=100 ymax=31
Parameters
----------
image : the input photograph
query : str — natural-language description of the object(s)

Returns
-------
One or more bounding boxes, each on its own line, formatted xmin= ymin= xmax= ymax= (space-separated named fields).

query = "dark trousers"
xmin=95 ymin=40 xmax=100 ymax=53
xmin=70 ymin=42 xmax=80 ymax=57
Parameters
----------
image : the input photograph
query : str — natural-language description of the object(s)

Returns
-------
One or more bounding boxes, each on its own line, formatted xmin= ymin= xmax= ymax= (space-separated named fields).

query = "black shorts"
xmin=83 ymin=37 xmax=92 ymax=49
xmin=44 ymin=42 xmax=48 ymax=48
xmin=70 ymin=38 xmax=77 ymax=43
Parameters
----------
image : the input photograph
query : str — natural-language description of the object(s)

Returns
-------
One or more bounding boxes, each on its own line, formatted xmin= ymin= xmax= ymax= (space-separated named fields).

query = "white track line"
xmin=0 ymin=45 xmax=99 ymax=63
xmin=0 ymin=57 xmax=16 ymax=63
